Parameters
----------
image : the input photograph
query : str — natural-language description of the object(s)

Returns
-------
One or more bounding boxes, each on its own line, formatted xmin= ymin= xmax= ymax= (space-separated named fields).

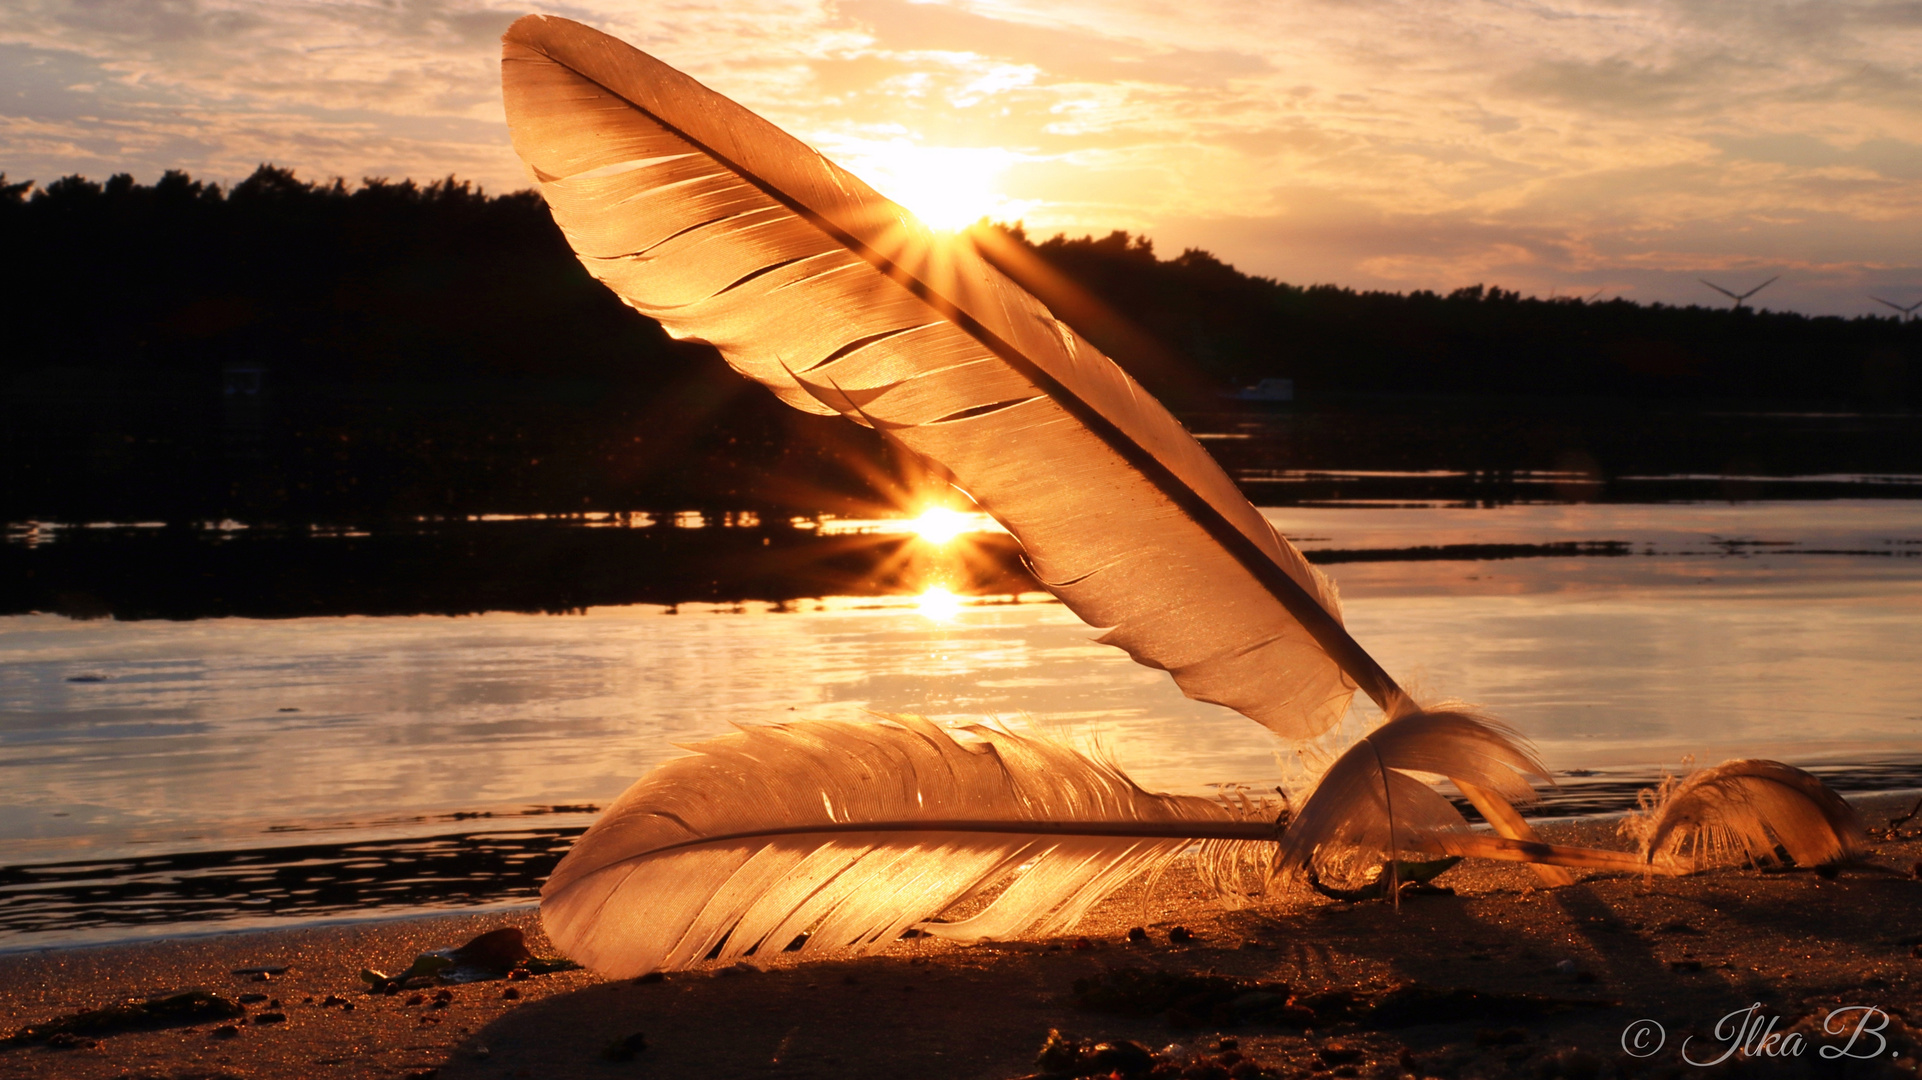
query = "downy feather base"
xmin=1628 ymin=759 xmax=1867 ymax=873
xmin=1275 ymin=705 xmax=1552 ymax=890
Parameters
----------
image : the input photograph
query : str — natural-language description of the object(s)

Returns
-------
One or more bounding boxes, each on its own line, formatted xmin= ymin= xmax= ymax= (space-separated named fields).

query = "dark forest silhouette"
xmin=2 ymin=166 xmax=1917 ymax=527
xmin=1 ymin=166 xmax=905 ymax=524
xmin=991 ymin=225 xmax=1916 ymax=410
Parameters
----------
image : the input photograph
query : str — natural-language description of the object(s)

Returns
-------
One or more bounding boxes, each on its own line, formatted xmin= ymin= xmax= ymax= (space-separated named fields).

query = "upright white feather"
xmin=539 ymin=716 xmax=1275 ymax=976
xmin=500 ymin=14 xmax=1390 ymax=739
xmin=499 ymin=18 xmax=1590 ymax=906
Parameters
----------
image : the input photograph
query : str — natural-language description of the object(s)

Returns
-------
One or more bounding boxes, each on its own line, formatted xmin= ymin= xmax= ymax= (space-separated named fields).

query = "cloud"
xmin=1714 ymin=133 xmax=1922 ymax=182
xmin=834 ymin=0 xmax=1271 ymax=88
xmin=1497 ymin=53 xmax=1752 ymax=115
xmin=0 ymin=0 xmax=1917 ymax=312
xmin=1152 ymin=178 xmax=1922 ymax=316
xmin=0 ymin=36 xmax=517 ymax=191
xmin=36 ymin=0 xmax=265 ymax=46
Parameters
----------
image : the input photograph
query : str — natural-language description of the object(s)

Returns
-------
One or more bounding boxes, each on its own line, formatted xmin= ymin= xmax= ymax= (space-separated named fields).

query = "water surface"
xmin=2 ymin=500 xmax=1917 ymax=947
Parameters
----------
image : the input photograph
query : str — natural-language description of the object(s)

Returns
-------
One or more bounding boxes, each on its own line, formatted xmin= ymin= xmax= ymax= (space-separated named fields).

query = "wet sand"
xmin=3 ymin=803 xmax=1919 ymax=1080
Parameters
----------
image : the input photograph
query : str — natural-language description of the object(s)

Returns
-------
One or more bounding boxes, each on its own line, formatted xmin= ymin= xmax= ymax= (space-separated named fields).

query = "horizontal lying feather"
xmin=540 ymin=716 xmax=1275 ymax=976
xmin=1633 ymin=759 xmax=1866 ymax=872
xmin=500 ymin=14 xmax=1393 ymax=739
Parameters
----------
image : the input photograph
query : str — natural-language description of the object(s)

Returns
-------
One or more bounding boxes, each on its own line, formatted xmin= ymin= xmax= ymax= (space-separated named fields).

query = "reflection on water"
xmin=1268 ymin=500 xmax=1922 ymax=556
xmin=1 ymin=500 xmax=1918 ymax=945
xmin=0 ymin=827 xmax=580 ymax=947
xmin=11 ymin=758 xmax=1922 ymax=951
xmin=0 ymin=598 xmax=1268 ymax=859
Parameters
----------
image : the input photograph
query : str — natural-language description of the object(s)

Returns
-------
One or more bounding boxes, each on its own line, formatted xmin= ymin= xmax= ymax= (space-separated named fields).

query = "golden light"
xmin=916 ymin=586 xmax=963 ymax=621
xmin=846 ymin=142 xmax=1023 ymax=232
xmin=909 ymin=506 xmax=971 ymax=545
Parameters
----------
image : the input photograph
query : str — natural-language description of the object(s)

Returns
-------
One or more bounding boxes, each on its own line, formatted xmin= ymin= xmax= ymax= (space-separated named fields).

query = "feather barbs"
xmin=539 ymin=717 xmax=1276 ymax=976
xmin=1275 ymin=706 xmax=1555 ymax=891
xmin=502 ymin=13 xmax=1384 ymax=740
xmin=500 ymin=18 xmax=1880 ymax=966
xmin=1630 ymin=759 xmax=1868 ymax=873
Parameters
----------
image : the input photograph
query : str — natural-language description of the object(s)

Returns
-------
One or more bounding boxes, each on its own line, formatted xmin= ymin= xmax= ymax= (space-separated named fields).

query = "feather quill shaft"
xmin=1455 ymin=779 xmax=1577 ymax=887
xmin=1412 ymin=833 xmax=1653 ymax=874
xmin=500 ymin=14 xmax=1396 ymax=738
xmin=618 ymin=817 xmax=1280 ymax=856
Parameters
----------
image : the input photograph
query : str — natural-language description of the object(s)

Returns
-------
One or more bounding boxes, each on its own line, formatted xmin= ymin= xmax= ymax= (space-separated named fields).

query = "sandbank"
xmin=3 ymin=802 xmax=1919 ymax=1079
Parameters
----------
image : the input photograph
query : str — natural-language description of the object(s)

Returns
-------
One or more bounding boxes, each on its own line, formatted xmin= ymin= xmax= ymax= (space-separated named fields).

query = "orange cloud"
xmin=1 ymin=0 xmax=1916 ymax=312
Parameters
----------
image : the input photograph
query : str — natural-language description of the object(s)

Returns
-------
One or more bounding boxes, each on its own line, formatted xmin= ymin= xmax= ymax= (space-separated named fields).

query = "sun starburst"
xmin=908 ymin=506 xmax=971 ymax=545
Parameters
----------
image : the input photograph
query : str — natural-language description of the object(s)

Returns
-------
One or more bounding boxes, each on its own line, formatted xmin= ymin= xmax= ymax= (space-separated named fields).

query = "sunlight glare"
xmin=916 ymin=586 xmax=963 ymax=622
xmin=909 ymin=506 xmax=970 ymax=545
xmin=850 ymin=143 xmax=1021 ymax=232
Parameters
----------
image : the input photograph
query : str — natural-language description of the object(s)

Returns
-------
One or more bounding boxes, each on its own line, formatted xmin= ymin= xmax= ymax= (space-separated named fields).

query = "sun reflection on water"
xmin=915 ymin=586 xmax=963 ymax=621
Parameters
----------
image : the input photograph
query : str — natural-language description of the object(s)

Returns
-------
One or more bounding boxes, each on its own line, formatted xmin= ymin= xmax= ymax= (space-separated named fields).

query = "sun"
xmin=846 ymin=143 xmax=1022 ymax=232
xmin=908 ymin=506 xmax=971 ymax=545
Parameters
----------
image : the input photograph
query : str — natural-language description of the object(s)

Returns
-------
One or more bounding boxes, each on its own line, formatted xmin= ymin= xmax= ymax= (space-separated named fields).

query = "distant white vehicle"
xmin=1222 ymin=377 xmax=1294 ymax=404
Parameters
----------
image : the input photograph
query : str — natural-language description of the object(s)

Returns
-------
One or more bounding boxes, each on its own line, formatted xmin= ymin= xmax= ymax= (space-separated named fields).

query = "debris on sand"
xmin=2 ymin=990 xmax=244 ymax=1047
xmin=1071 ymin=969 xmax=1611 ymax=1031
xmin=362 ymin=928 xmax=581 ymax=992
xmin=602 ymin=1032 xmax=648 ymax=1061
xmin=1024 ymin=1030 xmax=1316 ymax=1079
xmin=451 ymin=926 xmax=532 ymax=970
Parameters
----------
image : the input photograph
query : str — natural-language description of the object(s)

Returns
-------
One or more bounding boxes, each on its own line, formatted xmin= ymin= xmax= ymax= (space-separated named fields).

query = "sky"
xmin=3 ymin=0 xmax=1920 ymax=315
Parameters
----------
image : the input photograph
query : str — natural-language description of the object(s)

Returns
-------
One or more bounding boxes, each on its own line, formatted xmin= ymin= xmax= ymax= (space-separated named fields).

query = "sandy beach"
xmin=3 ymin=804 xmax=1919 ymax=1080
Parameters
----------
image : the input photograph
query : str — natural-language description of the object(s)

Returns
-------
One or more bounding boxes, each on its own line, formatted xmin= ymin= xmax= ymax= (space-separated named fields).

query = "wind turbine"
xmin=1699 ymin=275 xmax=1779 ymax=310
xmin=1870 ymin=295 xmax=1922 ymax=321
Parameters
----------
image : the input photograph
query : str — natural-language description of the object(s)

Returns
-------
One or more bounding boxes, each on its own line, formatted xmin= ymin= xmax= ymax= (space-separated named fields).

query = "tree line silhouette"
xmin=0 ymin=166 xmax=901 ymax=524
xmin=2 ymin=166 xmax=1916 ymax=525
xmin=994 ymin=225 xmax=1917 ymax=410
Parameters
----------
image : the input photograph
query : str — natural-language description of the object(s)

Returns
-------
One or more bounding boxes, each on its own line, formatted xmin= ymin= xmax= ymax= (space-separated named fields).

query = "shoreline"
xmin=4 ymin=801 xmax=1919 ymax=1079
xmin=8 ymin=787 xmax=1920 ymax=959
